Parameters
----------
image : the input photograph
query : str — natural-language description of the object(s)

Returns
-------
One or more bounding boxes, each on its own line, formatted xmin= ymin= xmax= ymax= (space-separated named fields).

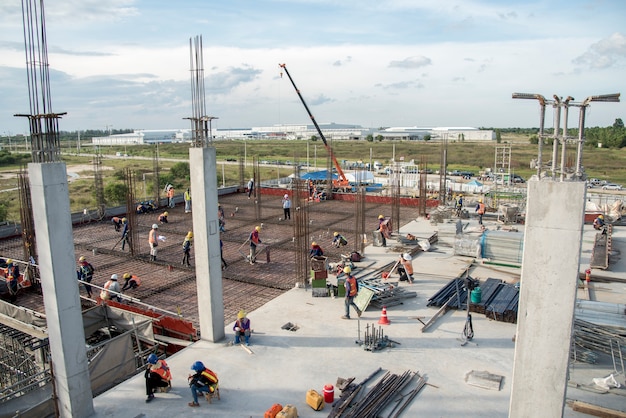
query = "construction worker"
xmin=111 ymin=216 xmax=123 ymax=232
xmin=187 ymin=361 xmax=218 ymax=408
xmin=158 ymin=211 xmax=169 ymax=224
xmin=218 ymin=204 xmax=226 ymax=232
xmin=121 ymin=218 xmax=130 ymax=251
xmin=282 ymin=194 xmax=291 ymax=220
xmin=593 ymin=214 xmax=605 ymax=231
xmin=398 ymin=253 xmax=414 ymax=283
xmin=455 ymin=194 xmax=464 ymax=217
xmin=149 ymin=224 xmax=159 ymax=261
xmin=121 ymin=273 xmax=141 ymax=292
xmin=342 ymin=266 xmax=361 ymax=319
xmin=310 ymin=241 xmax=324 ymax=257
xmin=77 ymin=256 xmax=94 ymax=298
xmin=167 ymin=185 xmax=175 ymax=208
xmin=5 ymin=259 xmax=19 ymax=296
xmin=475 ymin=199 xmax=486 ymax=225
xmin=184 ymin=187 xmax=192 ymax=213
xmin=332 ymin=232 xmax=348 ymax=248
xmin=249 ymin=226 xmax=261 ymax=264
xmin=247 ymin=178 xmax=254 ymax=199
xmin=145 ymin=353 xmax=171 ymax=403
xmin=233 ymin=309 xmax=251 ymax=346
xmin=100 ymin=274 xmax=121 ymax=302
xmin=182 ymin=231 xmax=193 ymax=267
xmin=376 ymin=214 xmax=388 ymax=247
xmin=220 ymin=236 xmax=227 ymax=270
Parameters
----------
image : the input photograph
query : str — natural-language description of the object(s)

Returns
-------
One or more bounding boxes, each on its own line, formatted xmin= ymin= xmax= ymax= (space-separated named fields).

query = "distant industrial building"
xmin=90 ymin=125 xmax=494 ymax=145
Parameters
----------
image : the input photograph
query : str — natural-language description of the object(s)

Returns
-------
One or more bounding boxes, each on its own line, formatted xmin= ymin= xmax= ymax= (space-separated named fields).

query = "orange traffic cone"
xmin=378 ymin=306 xmax=391 ymax=325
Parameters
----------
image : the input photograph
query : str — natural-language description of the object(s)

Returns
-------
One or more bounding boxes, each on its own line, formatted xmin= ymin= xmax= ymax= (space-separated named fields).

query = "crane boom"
xmin=279 ymin=63 xmax=349 ymax=187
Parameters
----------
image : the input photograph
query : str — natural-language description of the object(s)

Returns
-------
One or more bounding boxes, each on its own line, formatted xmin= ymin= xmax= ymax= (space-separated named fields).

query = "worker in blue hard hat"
xmin=187 ymin=361 xmax=219 ymax=407
xmin=144 ymin=353 xmax=171 ymax=403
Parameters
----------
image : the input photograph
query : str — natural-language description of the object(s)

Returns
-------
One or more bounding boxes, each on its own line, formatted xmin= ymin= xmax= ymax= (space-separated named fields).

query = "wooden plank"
xmin=421 ymin=294 xmax=455 ymax=332
xmin=571 ymin=400 xmax=626 ymax=418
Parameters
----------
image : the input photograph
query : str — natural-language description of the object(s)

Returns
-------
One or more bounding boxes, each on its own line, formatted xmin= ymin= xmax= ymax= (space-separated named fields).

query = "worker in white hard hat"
xmin=342 ymin=266 xmax=362 ymax=319
xmin=77 ymin=255 xmax=95 ymax=298
xmin=248 ymin=226 xmax=262 ymax=264
xmin=247 ymin=177 xmax=254 ymax=199
xmin=149 ymin=224 xmax=159 ymax=262
xmin=398 ymin=253 xmax=414 ymax=283
xmin=475 ymin=198 xmax=486 ymax=225
xmin=281 ymin=193 xmax=291 ymax=220
xmin=100 ymin=274 xmax=122 ymax=302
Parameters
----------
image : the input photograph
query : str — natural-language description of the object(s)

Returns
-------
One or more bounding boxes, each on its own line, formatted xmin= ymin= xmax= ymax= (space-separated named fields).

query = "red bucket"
xmin=323 ymin=384 xmax=334 ymax=403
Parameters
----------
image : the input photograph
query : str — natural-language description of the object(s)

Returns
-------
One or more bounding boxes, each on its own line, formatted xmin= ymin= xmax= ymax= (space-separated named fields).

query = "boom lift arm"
xmin=279 ymin=63 xmax=350 ymax=188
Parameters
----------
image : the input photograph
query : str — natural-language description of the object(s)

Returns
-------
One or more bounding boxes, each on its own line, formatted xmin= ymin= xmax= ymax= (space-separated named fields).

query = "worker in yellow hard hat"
xmin=182 ymin=231 xmax=193 ymax=267
xmin=233 ymin=309 xmax=251 ymax=346
xmin=376 ymin=214 xmax=388 ymax=247
xmin=593 ymin=214 xmax=606 ymax=231
xmin=455 ymin=194 xmax=464 ymax=217
xmin=158 ymin=211 xmax=169 ymax=224
xmin=121 ymin=272 xmax=141 ymax=291
xmin=342 ymin=266 xmax=361 ymax=319
xmin=476 ymin=198 xmax=486 ymax=225
xmin=332 ymin=232 xmax=348 ymax=248
xmin=248 ymin=226 xmax=262 ymax=264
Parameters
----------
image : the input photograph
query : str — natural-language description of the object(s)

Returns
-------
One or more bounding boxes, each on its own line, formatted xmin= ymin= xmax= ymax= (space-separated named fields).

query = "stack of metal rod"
xmin=343 ymin=370 xmax=426 ymax=418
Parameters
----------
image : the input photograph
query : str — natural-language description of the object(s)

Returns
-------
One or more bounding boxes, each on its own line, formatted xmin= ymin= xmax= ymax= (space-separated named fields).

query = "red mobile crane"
xmin=279 ymin=63 xmax=351 ymax=191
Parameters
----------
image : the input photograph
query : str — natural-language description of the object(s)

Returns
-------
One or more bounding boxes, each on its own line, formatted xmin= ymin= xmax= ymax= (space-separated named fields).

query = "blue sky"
xmin=1 ymin=0 xmax=625 ymax=135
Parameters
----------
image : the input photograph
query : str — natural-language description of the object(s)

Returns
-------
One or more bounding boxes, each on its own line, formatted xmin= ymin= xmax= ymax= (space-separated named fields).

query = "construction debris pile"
xmin=427 ymin=277 xmax=520 ymax=324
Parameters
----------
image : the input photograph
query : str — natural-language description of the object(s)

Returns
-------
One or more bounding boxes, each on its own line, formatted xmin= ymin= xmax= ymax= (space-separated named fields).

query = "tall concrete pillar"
xmin=509 ymin=181 xmax=586 ymax=417
xmin=29 ymin=163 xmax=94 ymax=418
xmin=189 ymin=147 xmax=225 ymax=341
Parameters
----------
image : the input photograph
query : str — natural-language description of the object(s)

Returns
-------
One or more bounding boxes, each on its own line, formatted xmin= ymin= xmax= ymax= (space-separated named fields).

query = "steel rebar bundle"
xmin=573 ymin=318 xmax=626 ymax=361
xmin=16 ymin=0 xmax=66 ymax=163
xmin=344 ymin=370 xmax=417 ymax=418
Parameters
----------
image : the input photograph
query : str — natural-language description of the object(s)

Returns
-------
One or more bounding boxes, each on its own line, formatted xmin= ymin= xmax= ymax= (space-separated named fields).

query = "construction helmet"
xmin=79 ymin=256 xmax=86 ymax=262
xmin=459 ymin=194 xmax=463 ymax=197
xmin=152 ymin=224 xmax=159 ymax=229
xmin=378 ymin=214 xmax=384 ymax=219
xmin=147 ymin=354 xmax=158 ymax=364
xmin=284 ymin=194 xmax=289 ymax=199
xmin=123 ymin=273 xmax=131 ymax=279
xmin=163 ymin=211 xmax=168 ymax=216
xmin=403 ymin=253 xmax=412 ymax=261
xmin=186 ymin=231 xmax=193 ymax=239
xmin=478 ymin=199 xmax=483 ymax=203
xmin=110 ymin=274 xmax=118 ymax=281
xmin=191 ymin=361 xmax=205 ymax=372
xmin=343 ymin=266 xmax=352 ymax=274
xmin=122 ymin=217 xmax=127 ymax=223
xmin=237 ymin=309 xmax=246 ymax=319
xmin=6 ymin=259 xmax=12 ymax=264
xmin=311 ymin=241 xmax=317 ymax=246
xmin=333 ymin=232 xmax=339 ymax=237
xmin=599 ymin=215 xmax=604 ymax=219
xmin=255 ymin=226 xmax=261 ymax=232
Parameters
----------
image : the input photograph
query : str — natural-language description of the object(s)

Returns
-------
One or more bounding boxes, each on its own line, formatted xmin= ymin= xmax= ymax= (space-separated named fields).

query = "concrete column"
xmin=509 ymin=180 xmax=586 ymax=418
xmin=189 ymin=147 xmax=225 ymax=341
xmin=28 ymin=163 xmax=94 ymax=418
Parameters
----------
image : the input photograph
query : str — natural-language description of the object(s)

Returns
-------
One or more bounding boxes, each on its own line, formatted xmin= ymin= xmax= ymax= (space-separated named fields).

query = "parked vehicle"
xmin=602 ymin=183 xmax=623 ymax=191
